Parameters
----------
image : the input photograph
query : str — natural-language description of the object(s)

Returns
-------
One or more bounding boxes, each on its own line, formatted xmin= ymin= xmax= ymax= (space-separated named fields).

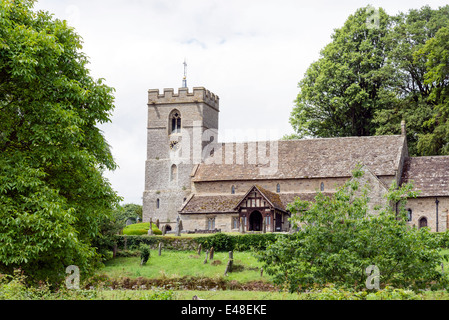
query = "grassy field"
xmin=93 ymin=248 xmax=449 ymax=300
xmin=100 ymin=249 xmax=266 ymax=283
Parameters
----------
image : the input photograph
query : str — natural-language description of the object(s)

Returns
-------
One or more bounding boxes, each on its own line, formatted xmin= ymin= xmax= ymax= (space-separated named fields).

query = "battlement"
xmin=148 ymin=87 xmax=219 ymax=110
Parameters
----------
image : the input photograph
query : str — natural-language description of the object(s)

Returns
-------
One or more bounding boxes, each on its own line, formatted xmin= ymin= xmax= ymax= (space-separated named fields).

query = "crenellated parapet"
xmin=148 ymin=87 xmax=219 ymax=110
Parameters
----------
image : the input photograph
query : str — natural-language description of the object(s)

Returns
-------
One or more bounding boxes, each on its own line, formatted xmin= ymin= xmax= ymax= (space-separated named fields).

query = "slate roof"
xmin=179 ymin=190 xmax=336 ymax=214
xmin=192 ymin=135 xmax=406 ymax=182
xmin=180 ymin=194 xmax=241 ymax=214
xmin=401 ymin=156 xmax=449 ymax=197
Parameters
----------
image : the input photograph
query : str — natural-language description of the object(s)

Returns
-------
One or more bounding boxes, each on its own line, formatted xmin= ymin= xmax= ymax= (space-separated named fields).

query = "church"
xmin=142 ymin=86 xmax=449 ymax=233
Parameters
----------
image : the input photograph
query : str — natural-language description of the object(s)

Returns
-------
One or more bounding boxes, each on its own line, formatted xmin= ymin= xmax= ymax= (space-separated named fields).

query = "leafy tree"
xmin=0 ymin=0 xmax=121 ymax=284
xmin=288 ymin=5 xmax=449 ymax=156
xmin=257 ymin=167 xmax=448 ymax=292
xmin=289 ymin=6 xmax=395 ymax=138
xmin=374 ymin=5 xmax=449 ymax=156
xmin=413 ymin=27 xmax=449 ymax=155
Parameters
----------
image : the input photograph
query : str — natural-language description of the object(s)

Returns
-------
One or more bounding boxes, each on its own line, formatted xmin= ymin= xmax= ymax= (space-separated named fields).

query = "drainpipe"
xmin=436 ymin=197 xmax=440 ymax=232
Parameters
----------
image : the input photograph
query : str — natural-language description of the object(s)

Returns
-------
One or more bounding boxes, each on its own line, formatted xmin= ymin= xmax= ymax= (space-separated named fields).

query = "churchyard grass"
xmin=99 ymin=249 xmax=266 ymax=283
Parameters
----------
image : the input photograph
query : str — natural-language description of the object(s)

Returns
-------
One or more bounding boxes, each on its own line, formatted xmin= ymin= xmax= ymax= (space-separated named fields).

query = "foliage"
xmin=138 ymin=289 xmax=175 ymax=300
xmin=288 ymin=5 xmax=449 ymax=156
xmin=0 ymin=269 xmax=98 ymax=300
xmin=298 ymin=285 xmax=420 ymax=300
xmin=139 ymin=244 xmax=150 ymax=266
xmin=0 ymin=0 xmax=121 ymax=284
xmin=193 ymin=232 xmax=284 ymax=252
xmin=122 ymin=222 xmax=162 ymax=235
xmin=257 ymin=166 xmax=449 ymax=292
xmin=113 ymin=204 xmax=143 ymax=226
xmin=290 ymin=6 xmax=394 ymax=138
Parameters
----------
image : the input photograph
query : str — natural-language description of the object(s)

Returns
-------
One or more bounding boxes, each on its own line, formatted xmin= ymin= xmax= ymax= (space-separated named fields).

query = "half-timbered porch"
xmin=234 ymin=185 xmax=290 ymax=232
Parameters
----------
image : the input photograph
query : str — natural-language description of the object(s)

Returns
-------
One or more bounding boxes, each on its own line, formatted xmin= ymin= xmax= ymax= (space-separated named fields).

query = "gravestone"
xmin=224 ymin=260 xmax=232 ymax=276
xmin=176 ymin=219 xmax=183 ymax=237
xmin=156 ymin=219 xmax=160 ymax=228
xmin=209 ymin=247 xmax=214 ymax=260
xmin=162 ymin=225 xmax=166 ymax=236
xmin=197 ymin=244 xmax=202 ymax=255
xmin=203 ymin=250 xmax=209 ymax=264
xmin=158 ymin=242 xmax=163 ymax=256
xmin=148 ymin=218 xmax=153 ymax=235
xmin=228 ymin=251 xmax=234 ymax=271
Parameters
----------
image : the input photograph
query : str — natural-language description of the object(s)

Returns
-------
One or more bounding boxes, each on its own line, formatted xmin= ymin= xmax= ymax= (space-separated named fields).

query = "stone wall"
xmin=143 ymin=87 xmax=220 ymax=226
xmin=350 ymin=167 xmax=391 ymax=215
xmin=180 ymin=213 xmax=240 ymax=233
xmin=193 ymin=177 xmax=348 ymax=195
xmin=405 ymin=196 xmax=449 ymax=232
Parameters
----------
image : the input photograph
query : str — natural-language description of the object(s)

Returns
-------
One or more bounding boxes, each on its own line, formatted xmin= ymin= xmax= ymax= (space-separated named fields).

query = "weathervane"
xmin=182 ymin=59 xmax=187 ymax=88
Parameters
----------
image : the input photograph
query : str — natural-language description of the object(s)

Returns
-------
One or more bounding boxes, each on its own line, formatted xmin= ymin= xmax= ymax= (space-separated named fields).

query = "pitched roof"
xmin=401 ymin=156 xmax=449 ymax=197
xmin=180 ymin=194 xmax=241 ymax=214
xmin=192 ymin=135 xmax=406 ymax=182
xmin=233 ymin=185 xmax=286 ymax=212
xmin=179 ymin=190 xmax=336 ymax=214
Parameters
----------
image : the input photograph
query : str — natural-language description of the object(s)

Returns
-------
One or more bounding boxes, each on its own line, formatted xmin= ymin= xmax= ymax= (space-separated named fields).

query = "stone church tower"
xmin=142 ymin=87 xmax=219 ymax=230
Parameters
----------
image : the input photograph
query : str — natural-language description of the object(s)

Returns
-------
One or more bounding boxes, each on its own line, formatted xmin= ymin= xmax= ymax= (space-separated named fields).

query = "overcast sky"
xmin=33 ymin=0 xmax=449 ymax=205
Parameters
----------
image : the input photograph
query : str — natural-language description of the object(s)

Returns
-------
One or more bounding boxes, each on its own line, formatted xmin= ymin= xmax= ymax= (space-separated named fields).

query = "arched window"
xmin=231 ymin=185 xmax=235 ymax=194
xmin=419 ymin=217 xmax=427 ymax=229
xmin=407 ymin=209 xmax=412 ymax=222
xmin=170 ymin=164 xmax=178 ymax=182
xmin=276 ymin=183 xmax=280 ymax=193
xmin=170 ymin=110 xmax=181 ymax=134
xmin=156 ymin=198 xmax=160 ymax=209
xmin=320 ymin=182 xmax=324 ymax=191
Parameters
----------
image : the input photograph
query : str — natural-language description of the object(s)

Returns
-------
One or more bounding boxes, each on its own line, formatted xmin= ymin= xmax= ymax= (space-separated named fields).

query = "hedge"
xmin=113 ymin=232 xmax=291 ymax=252
xmin=122 ymin=222 xmax=162 ymax=235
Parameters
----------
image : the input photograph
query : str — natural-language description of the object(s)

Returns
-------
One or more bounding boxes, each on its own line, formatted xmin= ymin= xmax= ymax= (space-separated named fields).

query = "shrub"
xmin=140 ymin=244 xmax=150 ymax=266
xmin=123 ymin=223 xmax=161 ymax=236
xmin=138 ymin=289 xmax=175 ymax=300
xmin=195 ymin=232 xmax=287 ymax=252
xmin=258 ymin=166 xmax=449 ymax=292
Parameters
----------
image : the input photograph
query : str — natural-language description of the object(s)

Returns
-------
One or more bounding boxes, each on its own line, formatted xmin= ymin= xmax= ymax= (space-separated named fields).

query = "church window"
xmin=407 ymin=209 xmax=412 ymax=222
xmin=320 ymin=182 xmax=324 ymax=191
xmin=231 ymin=185 xmax=235 ymax=194
xmin=170 ymin=110 xmax=181 ymax=134
xmin=208 ymin=217 xmax=215 ymax=230
xmin=156 ymin=198 xmax=160 ymax=209
xmin=170 ymin=164 xmax=178 ymax=182
xmin=233 ymin=217 xmax=239 ymax=229
xmin=276 ymin=183 xmax=280 ymax=193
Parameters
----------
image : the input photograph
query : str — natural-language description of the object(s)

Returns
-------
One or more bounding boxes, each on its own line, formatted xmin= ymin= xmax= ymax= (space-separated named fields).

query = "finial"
xmin=182 ymin=59 xmax=187 ymax=88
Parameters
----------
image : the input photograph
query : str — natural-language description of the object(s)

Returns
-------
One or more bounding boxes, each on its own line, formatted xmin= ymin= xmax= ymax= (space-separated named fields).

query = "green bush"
xmin=122 ymin=223 xmax=161 ymax=236
xmin=140 ymin=244 xmax=150 ymax=266
xmin=299 ymin=285 xmax=420 ymax=300
xmin=195 ymin=232 xmax=287 ymax=252
xmin=138 ymin=289 xmax=175 ymax=300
